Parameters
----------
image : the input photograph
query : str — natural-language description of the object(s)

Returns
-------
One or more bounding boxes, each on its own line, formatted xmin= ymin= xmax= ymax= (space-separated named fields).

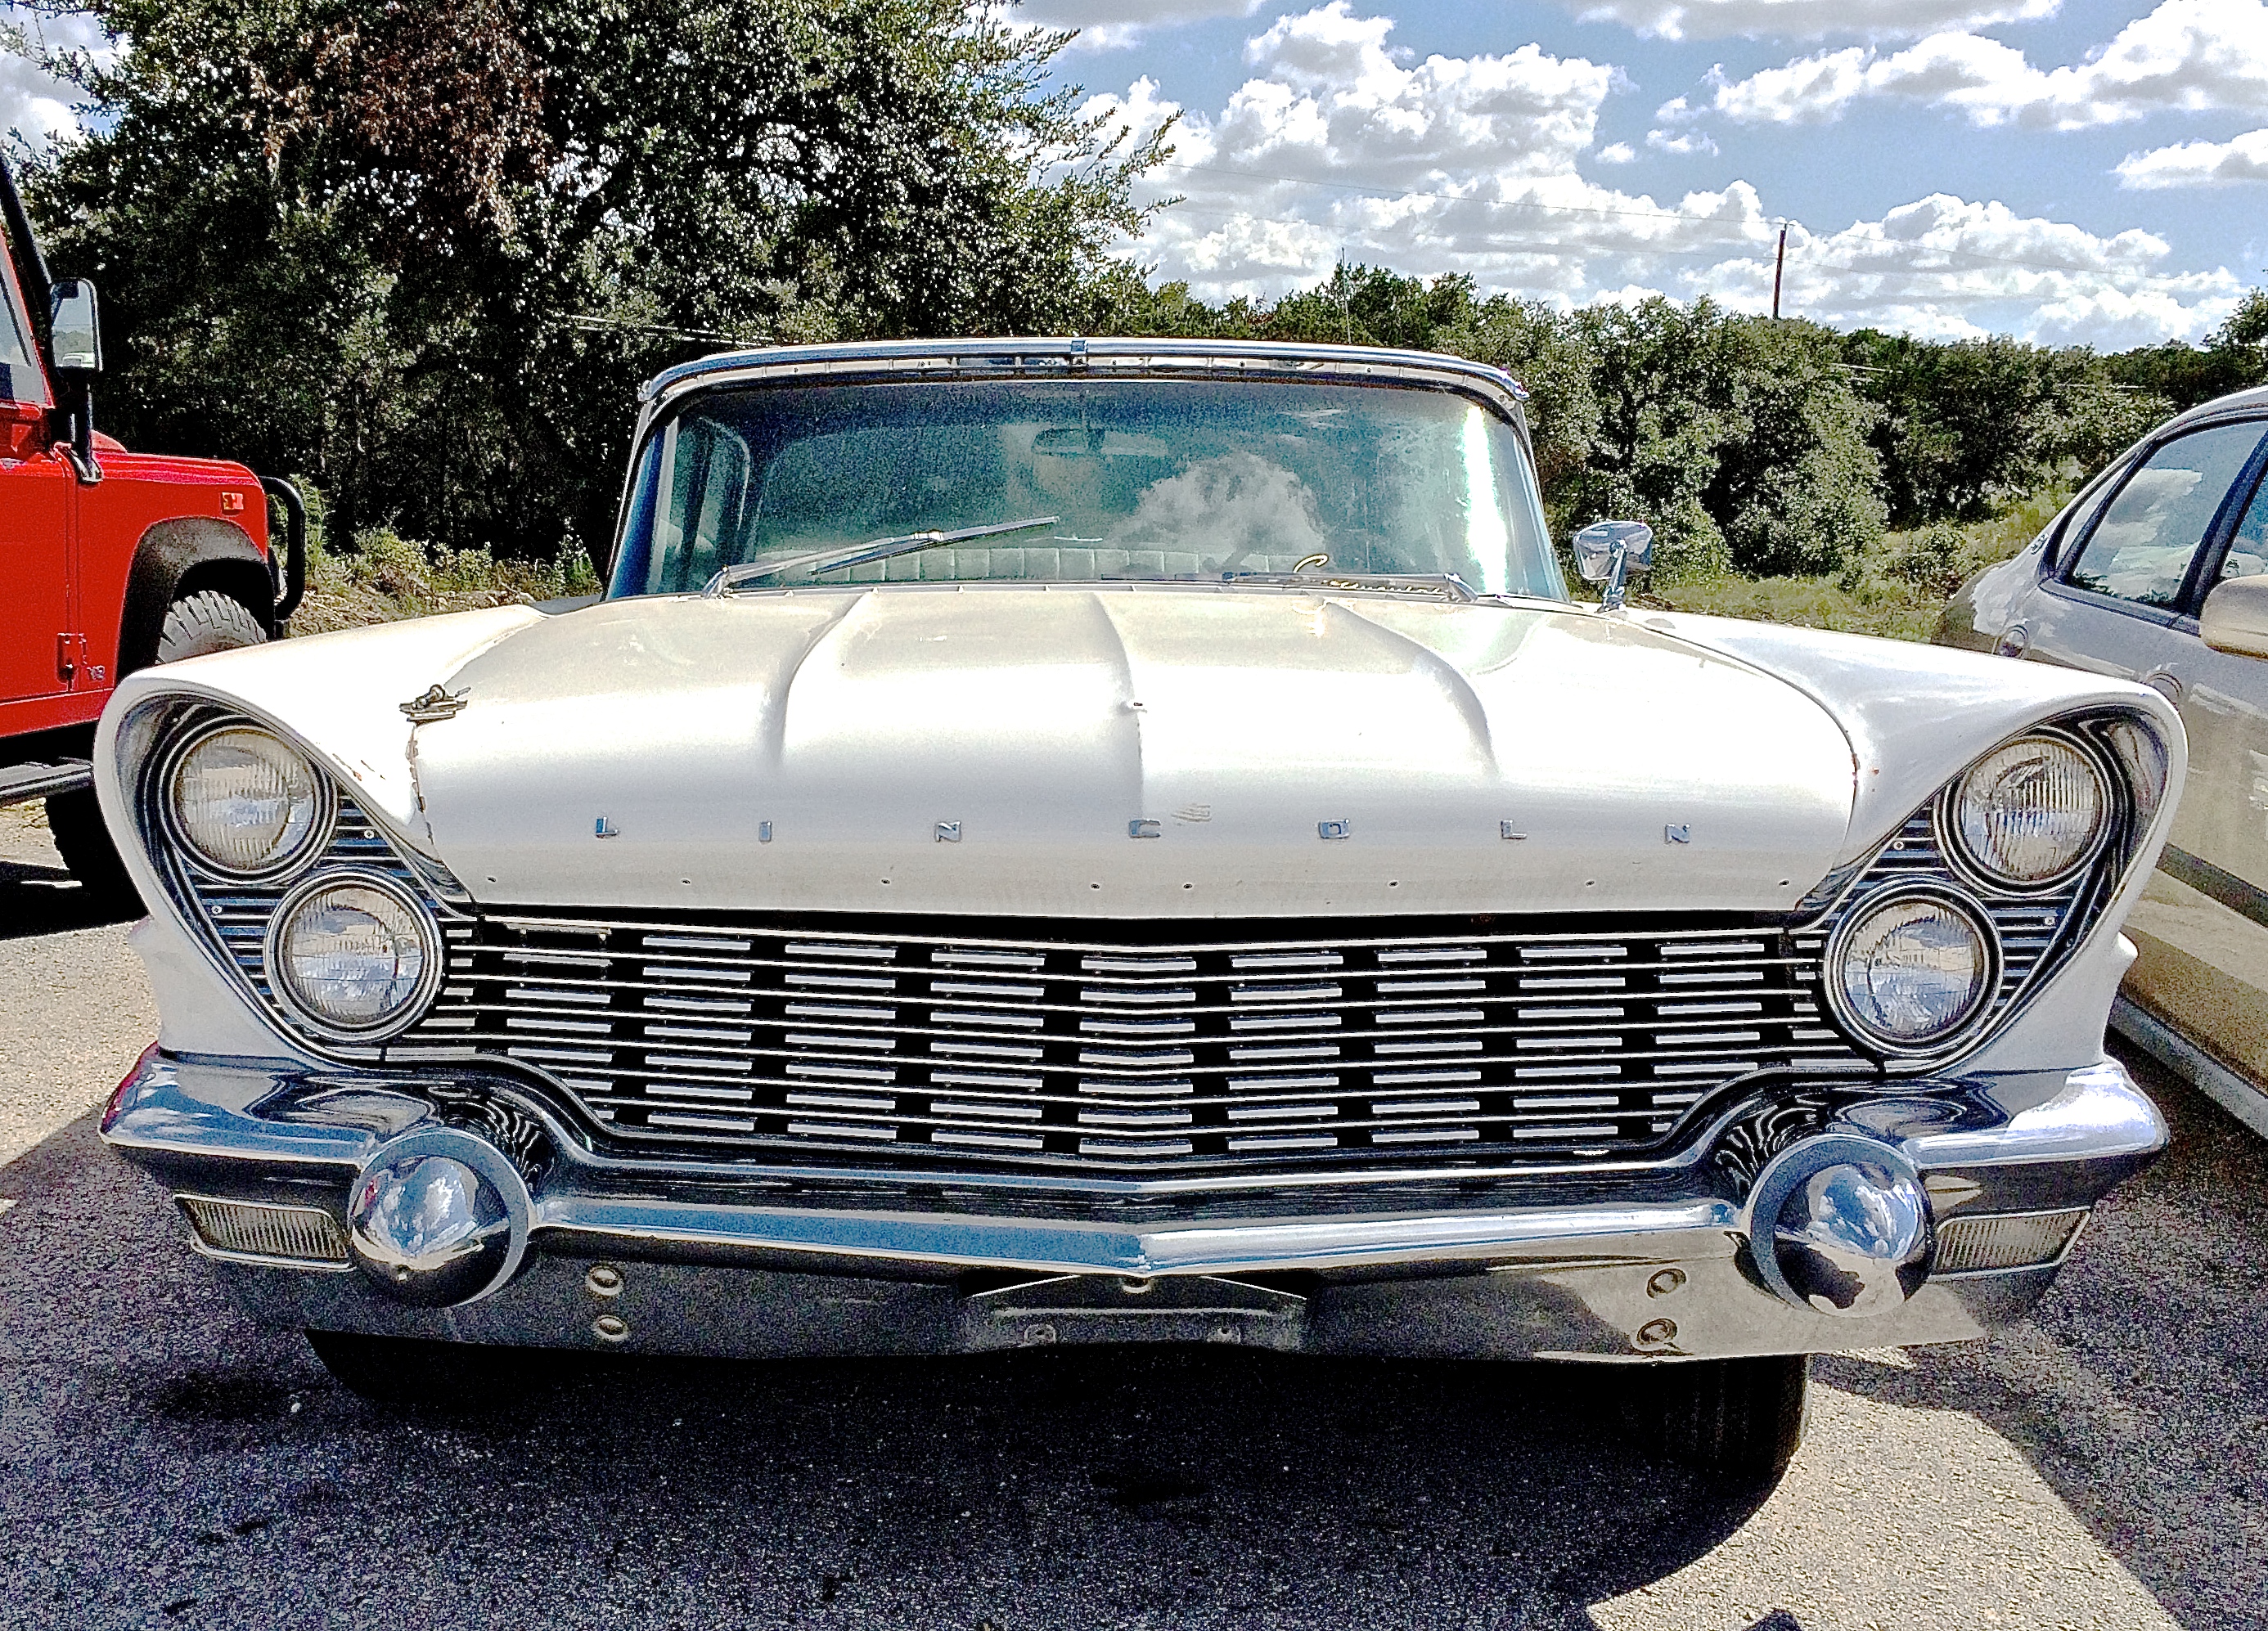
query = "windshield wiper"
xmin=704 ymin=514 xmax=1061 ymax=595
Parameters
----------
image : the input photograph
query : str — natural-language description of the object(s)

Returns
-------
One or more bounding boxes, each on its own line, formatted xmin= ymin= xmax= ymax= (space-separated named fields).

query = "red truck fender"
xmin=116 ymin=515 xmax=277 ymax=675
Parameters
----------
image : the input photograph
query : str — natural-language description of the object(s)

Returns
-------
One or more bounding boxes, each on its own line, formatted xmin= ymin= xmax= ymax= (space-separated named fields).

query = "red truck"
xmin=2 ymin=154 xmax=304 ymax=899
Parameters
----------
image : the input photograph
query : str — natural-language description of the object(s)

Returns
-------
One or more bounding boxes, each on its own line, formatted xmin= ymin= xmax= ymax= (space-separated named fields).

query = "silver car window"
xmin=2066 ymin=420 xmax=2268 ymax=610
xmin=2215 ymin=467 xmax=2268 ymax=582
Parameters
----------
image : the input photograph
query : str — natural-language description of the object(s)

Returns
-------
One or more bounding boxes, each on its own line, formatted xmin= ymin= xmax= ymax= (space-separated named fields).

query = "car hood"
xmin=113 ymin=586 xmax=1878 ymax=919
xmin=107 ymin=584 xmax=2172 ymax=922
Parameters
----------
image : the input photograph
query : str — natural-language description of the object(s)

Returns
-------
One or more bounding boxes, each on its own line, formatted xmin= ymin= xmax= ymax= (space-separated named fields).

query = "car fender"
xmin=117 ymin=515 xmax=273 ymax=675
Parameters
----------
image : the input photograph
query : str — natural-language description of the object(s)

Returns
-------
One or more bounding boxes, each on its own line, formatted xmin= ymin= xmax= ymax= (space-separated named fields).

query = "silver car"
xmin=1939 ymin=385 xmax=2268 ymax=1135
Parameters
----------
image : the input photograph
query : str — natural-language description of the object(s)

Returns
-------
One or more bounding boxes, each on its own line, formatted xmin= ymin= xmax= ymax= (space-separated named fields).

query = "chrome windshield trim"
xmin=637 ymin=336 xmax=1532 ymax=422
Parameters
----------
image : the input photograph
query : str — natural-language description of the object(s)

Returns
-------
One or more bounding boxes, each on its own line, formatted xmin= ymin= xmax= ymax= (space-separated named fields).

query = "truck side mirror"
xmin=1573 ymin=519 xmax=1654 ymax=612
xmin=2201 ymin=573 xmax=2268 ymax=660
xmin=49 ymin=278 xmax=101 ymax=375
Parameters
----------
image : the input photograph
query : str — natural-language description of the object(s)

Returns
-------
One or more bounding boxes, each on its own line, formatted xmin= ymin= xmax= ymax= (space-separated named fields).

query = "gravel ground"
xmin=0 ymin=804 xmax=154 ymax=1166
xmin=1 ymin=809 xmax=2260 ymax=1629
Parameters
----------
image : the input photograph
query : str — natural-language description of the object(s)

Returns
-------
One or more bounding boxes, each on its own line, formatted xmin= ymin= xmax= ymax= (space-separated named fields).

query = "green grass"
xmin=287 ymin=490 xmax=600 ymax=636
xmin=1639 ymin=485 xmax=2072 ymax=645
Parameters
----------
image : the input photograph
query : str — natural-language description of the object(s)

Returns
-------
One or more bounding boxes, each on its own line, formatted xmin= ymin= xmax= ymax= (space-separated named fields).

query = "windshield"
xmin=609 ymin=378 xmax=1565 ymax=600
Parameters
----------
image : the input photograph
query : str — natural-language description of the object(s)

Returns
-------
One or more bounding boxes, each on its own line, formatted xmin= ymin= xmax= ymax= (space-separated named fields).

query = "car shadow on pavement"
xmin=0 ymin=854 xmax=139 ymax=940
xmin=1812 ymin=1045 xmax=2268 ymax=1629
xmin=0 ymin=1108 xmax=1799 ymax=1630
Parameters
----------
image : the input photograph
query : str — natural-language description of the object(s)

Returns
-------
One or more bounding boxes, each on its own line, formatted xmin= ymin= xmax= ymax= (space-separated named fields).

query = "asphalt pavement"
xmin=2 ymin=807 xmax=2262 ymax=1630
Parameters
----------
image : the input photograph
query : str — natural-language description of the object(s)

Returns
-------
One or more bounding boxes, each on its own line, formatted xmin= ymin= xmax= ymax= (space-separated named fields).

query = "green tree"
xmin=19 ymin=0 xmax=1166 ymax=555
xmin=1844 ymin=330 xmax=2167 ymax=526
xmin=1708 ymin=318 xmax=1886 ymax=577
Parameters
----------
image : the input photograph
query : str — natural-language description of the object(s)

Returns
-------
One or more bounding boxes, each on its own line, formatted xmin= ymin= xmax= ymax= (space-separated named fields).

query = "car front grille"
xmin=389 ymin=910 xmax=1872 ymax=1173
xmin=146 ymin=717 xmax=2109 ymax=1184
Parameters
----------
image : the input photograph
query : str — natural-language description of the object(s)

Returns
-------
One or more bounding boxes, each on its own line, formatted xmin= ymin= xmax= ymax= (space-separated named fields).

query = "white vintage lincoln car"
xmin=98 ymin=339 xmax=2178 ymax=1475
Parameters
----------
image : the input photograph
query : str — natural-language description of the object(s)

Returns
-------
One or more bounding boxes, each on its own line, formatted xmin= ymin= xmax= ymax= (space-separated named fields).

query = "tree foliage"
xmin=18 ymin=0 xmax=1165 ymax=552
xmin=14 ymin=2 xmax=2268 ymax=581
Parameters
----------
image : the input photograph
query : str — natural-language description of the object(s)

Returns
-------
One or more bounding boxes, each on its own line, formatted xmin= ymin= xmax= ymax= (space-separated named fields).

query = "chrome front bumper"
xmin=103 ymin=1049 xmax=2166 ymax=1363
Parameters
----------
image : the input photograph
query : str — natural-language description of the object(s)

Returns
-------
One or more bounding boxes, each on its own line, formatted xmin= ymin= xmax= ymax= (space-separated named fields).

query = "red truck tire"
xmin=44 ymin=588 xmax=270 ymax=905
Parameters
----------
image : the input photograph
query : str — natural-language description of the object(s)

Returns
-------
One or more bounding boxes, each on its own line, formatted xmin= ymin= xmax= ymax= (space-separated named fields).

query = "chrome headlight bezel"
xmin=1937 ymin=727 xmax=2115 ymax=897
xmin=1821 ymin=883 xmax=2005 ymax=1060
xmin=262 ymin=868 xmax=446 ymax=1043
xmin=158 ymin=720 xmax=337 ymax=883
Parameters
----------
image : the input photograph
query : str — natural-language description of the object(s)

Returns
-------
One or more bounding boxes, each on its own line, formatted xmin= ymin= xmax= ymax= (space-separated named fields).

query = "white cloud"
xmin=2117 ymin=127 xmax=2268 ymax=186
xmin=1085 ymin=6 xmax=2243 ymax=347
xmin=1007 ymin=0 xmax=1267 ymax=52
xmin=1707 ymin=0 xmax=2268 ymax=130
xmin=1646 ymin=127 xmax=1720 ymax=154
xmin=1551 ymin=0 xmax=2059 ymax=43
xmin=1687 ymin=193 xmax=2239 ymax=340
xmin=2 ymin=6 xmax=103 ymax=148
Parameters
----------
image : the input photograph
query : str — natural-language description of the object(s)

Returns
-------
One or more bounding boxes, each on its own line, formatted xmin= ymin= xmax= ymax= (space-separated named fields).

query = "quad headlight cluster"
xmin=1823 ymin=728 xmax=2122 ymax=1061
xmin=153 ymin=717 xmax=442 ymax=1045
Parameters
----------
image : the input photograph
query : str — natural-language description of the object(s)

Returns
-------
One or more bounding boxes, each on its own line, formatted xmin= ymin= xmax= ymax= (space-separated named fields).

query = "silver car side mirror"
xmin=1573 ymin=519 xmax=1654 ymax=613
xmin=2201 ymin=573 xmax=2268 ymax=660
xmin=48 ymin=278 xmax=101 ymax=375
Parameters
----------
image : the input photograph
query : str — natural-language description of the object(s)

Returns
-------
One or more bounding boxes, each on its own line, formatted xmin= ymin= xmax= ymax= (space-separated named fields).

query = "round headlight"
xmin=1949 ymin=735 xmax=2108 ymax=889
xmin=266 ymin=874 xmax=440 ymax=1039
xmin=165 ymin=726 xmax=331 ymax=878
xmin=1828 ymin=889 xmax=1999 ymax=1054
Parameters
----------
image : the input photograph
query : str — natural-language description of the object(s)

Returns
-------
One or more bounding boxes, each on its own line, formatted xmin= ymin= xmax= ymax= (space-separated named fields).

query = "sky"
xmin=6 ymin=0 xmax=2266 ymax=349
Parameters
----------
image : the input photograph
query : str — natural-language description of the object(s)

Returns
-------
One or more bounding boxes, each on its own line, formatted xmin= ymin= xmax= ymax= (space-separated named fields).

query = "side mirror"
xmin=49 ymin=278 xmax=101 ymax=375
xmin=2201 ymin=573 xmax=2268 ymax=660
xmin=1573 ymin=519 xmax=1654 ymax=611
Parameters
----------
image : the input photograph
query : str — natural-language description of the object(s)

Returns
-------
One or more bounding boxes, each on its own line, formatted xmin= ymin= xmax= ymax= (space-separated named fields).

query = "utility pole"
xmin=1771 ymin=223 xmax=1788 ymax=321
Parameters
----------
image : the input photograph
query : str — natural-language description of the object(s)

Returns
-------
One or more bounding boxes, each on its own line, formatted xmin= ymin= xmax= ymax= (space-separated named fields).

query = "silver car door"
xmin=2058 ymin=418 xmax=2268 ymax=1124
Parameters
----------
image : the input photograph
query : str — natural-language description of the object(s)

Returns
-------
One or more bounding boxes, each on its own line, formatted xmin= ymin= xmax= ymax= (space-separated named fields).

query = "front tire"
xmin=1621 ymin=1355 xmax=1809 ymax=1480
xmin=155 ymin=587 xmax=269 ymax=663
xmin=44 ymin=590 xmax=269 ymax=908
xmin=305 ymin=1329 xmax=544 ymax=1407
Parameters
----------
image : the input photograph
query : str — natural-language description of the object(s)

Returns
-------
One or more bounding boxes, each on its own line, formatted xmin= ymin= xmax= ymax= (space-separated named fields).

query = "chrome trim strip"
xmin=476 ymin=914 xmax=1797 ymax=956
xmin=186 ymin=1236 xmax=358 ymax=1274
xmin=637 ymin=337 xmax=1532 ymax=420
xmin=2156 ymin=843 xmax=2268 ymax=933
xmin=532 ymin=1196 xmax=1741 ymax=1277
